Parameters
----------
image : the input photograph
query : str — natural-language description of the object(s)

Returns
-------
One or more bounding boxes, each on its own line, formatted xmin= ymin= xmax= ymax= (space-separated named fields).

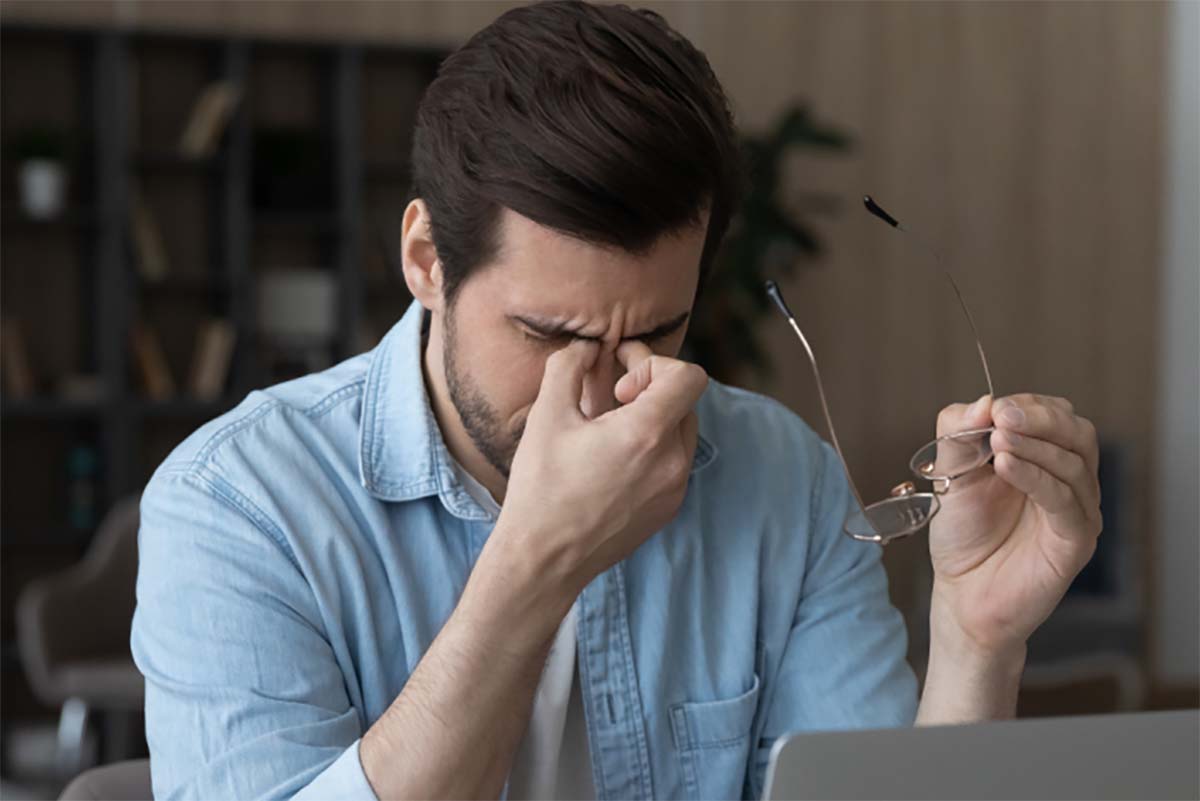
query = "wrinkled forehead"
xmin=472 ymin=208 xmax=705 ymax=334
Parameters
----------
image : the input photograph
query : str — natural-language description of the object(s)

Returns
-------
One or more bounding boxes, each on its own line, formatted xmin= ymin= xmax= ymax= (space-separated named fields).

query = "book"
xmin=129 ymin=189 xmax=169 ymax=283
xmin=188 ymin=319 xmax=237 ymax=401
xmin=130 ymin=322 xmax=175 ymax=400
xmin=0 ymin=317 xmax=35 ymax=398
xmin=178 ymin=82 xmax=242 ymax=158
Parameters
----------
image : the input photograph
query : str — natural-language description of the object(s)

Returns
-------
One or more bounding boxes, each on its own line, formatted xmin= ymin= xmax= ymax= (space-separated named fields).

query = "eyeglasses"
xmin=765 ymin=196 xmax=996 ymax=545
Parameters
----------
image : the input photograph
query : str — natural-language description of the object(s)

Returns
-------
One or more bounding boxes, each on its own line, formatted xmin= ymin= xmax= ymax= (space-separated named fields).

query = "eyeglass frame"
xmin=765 ymin=195 xmax=997 ymax=545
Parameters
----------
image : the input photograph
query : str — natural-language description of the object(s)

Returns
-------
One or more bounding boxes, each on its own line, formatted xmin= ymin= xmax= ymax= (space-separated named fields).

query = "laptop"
xmin=762 ymin=709 xmax=1198 ymax=800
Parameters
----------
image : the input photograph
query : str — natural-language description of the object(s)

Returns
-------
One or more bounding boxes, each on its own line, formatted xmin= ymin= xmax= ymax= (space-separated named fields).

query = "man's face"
xmin=438 ymin=207 xmax=706 ymax=478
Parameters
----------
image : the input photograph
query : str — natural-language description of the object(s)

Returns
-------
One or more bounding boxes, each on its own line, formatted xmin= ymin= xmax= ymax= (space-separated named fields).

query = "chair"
xmin=58 ymin=758 xmax=152 ymax=800
xmin=17 ymin=497 xmax=145 ymax=776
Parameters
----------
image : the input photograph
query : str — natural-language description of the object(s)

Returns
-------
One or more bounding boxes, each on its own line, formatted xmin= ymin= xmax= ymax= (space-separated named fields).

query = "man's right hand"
xmin=483 ymin=339 xmax=708 ymax=619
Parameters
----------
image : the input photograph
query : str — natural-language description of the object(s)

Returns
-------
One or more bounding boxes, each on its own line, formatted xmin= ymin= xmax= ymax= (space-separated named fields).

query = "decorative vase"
xmin=18 ymin=158 xmax=68 ymax=220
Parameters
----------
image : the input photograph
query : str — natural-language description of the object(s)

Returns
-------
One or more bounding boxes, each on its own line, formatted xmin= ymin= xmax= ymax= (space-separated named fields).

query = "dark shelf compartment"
xmin=137 ymin=273 xmax=236 ymax=294
xmin=365 ymin=159 xmax=411 ymax=181
xmin=252 ymin=209 xmax=344 ymax=234
xmin=130 ymin=397 xmax=239 ymax=419
xmin=0 ymin=398 xmax=110 ymax=420
xmin=131 ymin=150 xmax=223 ymax=173
xmin=364 ymin=276 xmax=410 ymax=293
xmin=1 ymin=640 xmax=23 ymax=674
xmin=1 ymin=209 xmax=97 ymax=231
xmin=0 ymin=528 xmax=94 ymax=548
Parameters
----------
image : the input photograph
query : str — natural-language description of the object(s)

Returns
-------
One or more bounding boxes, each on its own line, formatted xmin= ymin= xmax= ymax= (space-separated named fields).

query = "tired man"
xmin=131 ymin=2 xmax=1102 ymax=799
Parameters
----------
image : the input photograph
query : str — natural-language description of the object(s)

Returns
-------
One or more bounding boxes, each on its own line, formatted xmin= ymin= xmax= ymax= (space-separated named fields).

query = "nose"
xmin=579 ymin=349 xmax=622 ymax=419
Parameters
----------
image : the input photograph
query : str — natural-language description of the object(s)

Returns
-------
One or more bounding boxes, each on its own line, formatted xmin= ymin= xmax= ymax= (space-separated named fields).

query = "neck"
xmin=421 ymin=314 xmax=510 ymax=503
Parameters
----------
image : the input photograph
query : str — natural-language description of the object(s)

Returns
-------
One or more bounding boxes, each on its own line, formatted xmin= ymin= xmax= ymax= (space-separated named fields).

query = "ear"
xmin=400 ymin=198 xmax=445 ymax=312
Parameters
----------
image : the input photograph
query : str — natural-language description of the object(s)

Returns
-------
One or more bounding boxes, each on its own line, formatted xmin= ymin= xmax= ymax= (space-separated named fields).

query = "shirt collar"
xmin=358 ymin=300 xmax=717 ymax=517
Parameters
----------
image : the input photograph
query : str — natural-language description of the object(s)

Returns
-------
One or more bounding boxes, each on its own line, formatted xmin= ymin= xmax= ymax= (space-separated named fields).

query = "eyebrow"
xmin=511 ymin=311 xmax=691 ymax=342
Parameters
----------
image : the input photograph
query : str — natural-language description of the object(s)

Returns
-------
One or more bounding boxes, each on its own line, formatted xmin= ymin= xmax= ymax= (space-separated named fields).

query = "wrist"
xmin=461 ymin=519 xmax=582 ymax=655
xmin=928 ymin=582 xmax=1028 ymax=674
xmin=919 ymin=593 xmax=1027 ymax=724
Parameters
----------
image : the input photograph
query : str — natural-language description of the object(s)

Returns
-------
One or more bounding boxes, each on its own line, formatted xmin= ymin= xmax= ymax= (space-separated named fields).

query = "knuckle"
xmin=622 ymin=422 xmax=651 ymax=454
xmin=683 ymin=362 xmax=709 ymax=385
xmin=663 ymin=450 xmax=690 ymax=484
xmin=1052 ymin=479 xmax=1074 ymax=509
xmin=1064 ymin=449 xmax=1087 ymax=475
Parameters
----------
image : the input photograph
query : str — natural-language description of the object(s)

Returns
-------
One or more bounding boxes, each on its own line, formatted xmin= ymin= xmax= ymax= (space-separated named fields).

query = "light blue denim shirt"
xmin=131 ymin=300 xmax=917 ymax=801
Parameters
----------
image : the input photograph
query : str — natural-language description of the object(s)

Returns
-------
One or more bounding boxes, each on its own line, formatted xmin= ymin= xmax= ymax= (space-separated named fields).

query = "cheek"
xmin=474 ymin=335 xmax=552 ymax=420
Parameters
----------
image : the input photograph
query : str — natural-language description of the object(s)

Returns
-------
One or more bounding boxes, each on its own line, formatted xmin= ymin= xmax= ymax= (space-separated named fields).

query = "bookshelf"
xmin=0 ymin=22 xmax=443 ymax=732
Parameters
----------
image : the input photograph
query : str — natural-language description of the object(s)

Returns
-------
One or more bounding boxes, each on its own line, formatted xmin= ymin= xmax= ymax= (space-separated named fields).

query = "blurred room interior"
xmin=0 ymin=1 xmax=1196 ymax=798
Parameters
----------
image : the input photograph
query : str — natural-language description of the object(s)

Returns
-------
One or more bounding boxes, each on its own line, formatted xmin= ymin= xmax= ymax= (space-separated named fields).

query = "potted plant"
xmin=11 ymin=128 xmax=71 ymax=220
xmin=685 ymin=105 xmax=850 ymax=384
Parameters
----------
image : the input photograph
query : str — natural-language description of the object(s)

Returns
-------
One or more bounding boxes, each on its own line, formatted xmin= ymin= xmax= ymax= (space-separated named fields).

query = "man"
xmin=131 ymin=2 xmax=1102 ymax=799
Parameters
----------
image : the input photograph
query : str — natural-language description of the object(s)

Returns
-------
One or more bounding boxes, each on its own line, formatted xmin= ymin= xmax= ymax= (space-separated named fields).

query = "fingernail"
xmin=1004 ymin=430 xmax=1022 ymax=446
xmin=1000 ymin=405 xmax=1025 ymax=426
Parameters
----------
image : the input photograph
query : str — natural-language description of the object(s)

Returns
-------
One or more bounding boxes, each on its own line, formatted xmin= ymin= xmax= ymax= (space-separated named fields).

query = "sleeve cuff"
xmin=290 ymin=738 xmax=379 ymax=801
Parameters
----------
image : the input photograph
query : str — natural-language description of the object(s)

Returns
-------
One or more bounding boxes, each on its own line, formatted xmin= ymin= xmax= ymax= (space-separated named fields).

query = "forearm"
xmin=915 ymin=600 xmax=1026 ymax=726
xmin=360 ymin=527 xmax=578 ymax=799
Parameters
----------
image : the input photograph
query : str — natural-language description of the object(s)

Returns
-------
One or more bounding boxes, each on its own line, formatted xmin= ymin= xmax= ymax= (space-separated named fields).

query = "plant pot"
xmin=18 ymin=159 xmax=68 ymax=220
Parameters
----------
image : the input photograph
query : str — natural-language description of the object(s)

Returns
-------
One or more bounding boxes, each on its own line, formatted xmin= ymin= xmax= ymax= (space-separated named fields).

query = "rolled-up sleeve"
xmin=131 ymin=464 xmax=378 ymax=801
xmin=747 ymin=442 xmax=919 ymax=800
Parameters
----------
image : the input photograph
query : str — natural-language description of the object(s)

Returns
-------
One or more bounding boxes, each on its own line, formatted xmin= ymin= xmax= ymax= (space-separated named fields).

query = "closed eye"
xmin=519 ymin=328 xmax=569 ymax=346
xmin=513 ymin=312 xmax=689 ymax=345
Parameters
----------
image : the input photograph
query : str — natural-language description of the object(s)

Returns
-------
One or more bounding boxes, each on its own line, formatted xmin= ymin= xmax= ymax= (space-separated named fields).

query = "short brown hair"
xmin=411 ymin=0 xmax=743 ymax=302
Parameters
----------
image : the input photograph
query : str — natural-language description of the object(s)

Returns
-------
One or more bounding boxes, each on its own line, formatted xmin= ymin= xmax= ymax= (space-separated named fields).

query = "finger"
xmin=679 ymin=409 xmax=699 ymax=464
xmin=610 ymin=356 xmax=708 ymax=428
xmin=533 ymin=340 xmax=600 ymax=422
xmin=993 ymin=451 xmax=1098 ymax=540
xmin=1014 ymin=392 xmax=1075 ymax=415
xmin=935 ymin=393 xmax=992 ymax=438
xmin=993 ymin=395 xmax=1098 ymax=476
xmin=991 ymin=428 xmax=1100 ymax=520
xmin=614 ymin=340 xmax=654 ymax=405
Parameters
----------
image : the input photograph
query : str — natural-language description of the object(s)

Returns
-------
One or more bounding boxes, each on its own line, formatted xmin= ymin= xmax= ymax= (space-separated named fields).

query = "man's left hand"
xmin=926 ymin=393 xmax=1102 ymax=659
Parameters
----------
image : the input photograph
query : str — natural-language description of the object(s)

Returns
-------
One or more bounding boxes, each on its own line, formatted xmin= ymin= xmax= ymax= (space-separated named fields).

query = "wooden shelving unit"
xmin=0 ymin=21 xmax=444 ymax=739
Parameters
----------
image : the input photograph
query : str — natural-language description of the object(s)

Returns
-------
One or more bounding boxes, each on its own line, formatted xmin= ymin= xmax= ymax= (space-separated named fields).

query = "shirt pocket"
xmin=670 ymin=673 xmax=761 ymax=800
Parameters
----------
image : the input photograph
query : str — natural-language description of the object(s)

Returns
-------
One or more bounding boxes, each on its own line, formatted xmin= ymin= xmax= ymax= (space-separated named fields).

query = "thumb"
xmin=532 ymin=340 xmax=600 ymax=422
xmin=614 ymin=340 xmax=654 ymax=405
xmin=936 ymin=393 xmax=992 ymax=438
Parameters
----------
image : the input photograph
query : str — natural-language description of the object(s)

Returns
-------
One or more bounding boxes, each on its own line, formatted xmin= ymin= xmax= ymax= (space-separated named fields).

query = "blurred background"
xmin=0 ymin=1 xmax=1196 ymax=798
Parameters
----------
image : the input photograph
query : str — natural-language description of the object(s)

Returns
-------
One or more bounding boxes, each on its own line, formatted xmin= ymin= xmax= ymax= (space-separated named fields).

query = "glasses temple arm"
xmin=765 ymin=281 xmax=880 ymax=537
xmin=917 ymin=237 xmax=997 ymax=401
xmin=863 ymin=195 xmax=997 ymax=400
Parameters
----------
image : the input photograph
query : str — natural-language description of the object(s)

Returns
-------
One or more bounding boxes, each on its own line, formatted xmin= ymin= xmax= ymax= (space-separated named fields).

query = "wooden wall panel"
xmin=1 ymin=0 xmax=1168 ymax=665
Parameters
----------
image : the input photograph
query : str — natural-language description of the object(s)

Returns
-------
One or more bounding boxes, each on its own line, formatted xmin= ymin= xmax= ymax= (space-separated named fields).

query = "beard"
xmin=442 ymin=306 xmax=526 ymax=479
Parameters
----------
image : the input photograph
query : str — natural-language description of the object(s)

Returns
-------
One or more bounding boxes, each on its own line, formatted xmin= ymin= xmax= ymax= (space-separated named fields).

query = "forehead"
xmin=471 ymin=207 xmax=706 ymax=318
